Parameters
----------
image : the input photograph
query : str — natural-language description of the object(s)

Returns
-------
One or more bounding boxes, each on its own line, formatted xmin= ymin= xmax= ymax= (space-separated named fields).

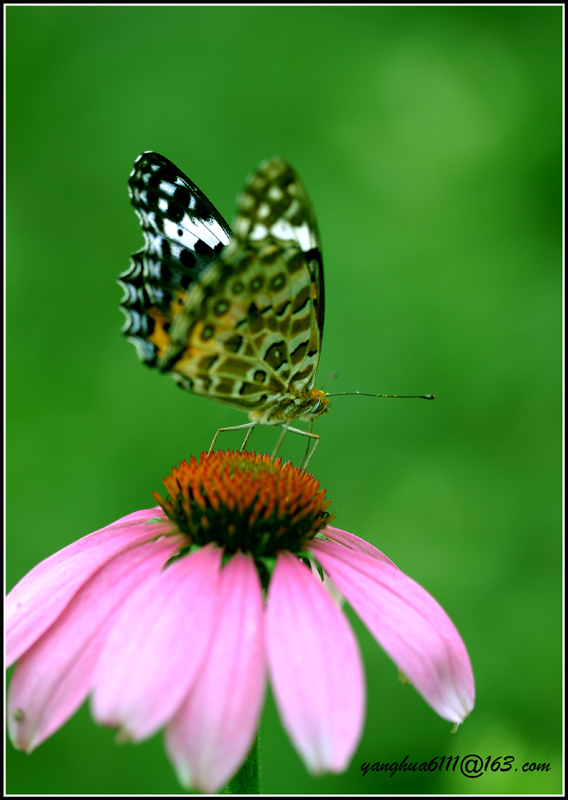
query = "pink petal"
xmin=265 ymin=551 xmax=364 ymax=774
xmin=92 ymin=543 xmax=222 ymax=741
xmin=165 ymin=552 xmax=266 ymax=793
xmin=320 ymin=526 xmax=399 ymax=568
xmin=7 ymin=537 xmax=182 ymax=752
xmin=310 ymin=539 xmax=475 ymax=723
xmin=6 ymin=507 xmax=174 ymax=666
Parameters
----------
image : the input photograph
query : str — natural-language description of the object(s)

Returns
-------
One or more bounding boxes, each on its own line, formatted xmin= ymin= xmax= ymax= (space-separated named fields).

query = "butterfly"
xmin=119 ymin=152 xmax=329 ymax=465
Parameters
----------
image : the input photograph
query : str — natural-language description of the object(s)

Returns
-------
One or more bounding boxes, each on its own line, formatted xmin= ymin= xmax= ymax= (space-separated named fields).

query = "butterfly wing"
xmin=119 ymin=151 xmax=232 ymax=366
xmin=230 ymin=157 xmax=325 ymax=350
xmin=164 ymin=158 xmax=325 ymax=420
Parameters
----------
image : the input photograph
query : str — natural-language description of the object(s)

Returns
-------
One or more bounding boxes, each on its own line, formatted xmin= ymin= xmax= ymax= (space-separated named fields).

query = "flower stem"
xmin=223 ymin=733 xmax=260 ymax=793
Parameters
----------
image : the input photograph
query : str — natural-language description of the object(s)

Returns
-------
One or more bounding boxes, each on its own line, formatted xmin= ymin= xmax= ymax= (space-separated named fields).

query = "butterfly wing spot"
xmin=200 ymin=323 xmax=214 ymax=341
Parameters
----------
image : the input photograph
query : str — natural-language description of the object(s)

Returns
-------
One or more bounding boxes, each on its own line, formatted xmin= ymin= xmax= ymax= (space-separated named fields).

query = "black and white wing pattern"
xmin=118 ymin=151 xmax=232 ymax=367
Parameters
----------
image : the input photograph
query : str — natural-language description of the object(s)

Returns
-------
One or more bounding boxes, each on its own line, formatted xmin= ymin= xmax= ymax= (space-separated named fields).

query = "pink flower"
xmin=6 ymin=451 xmax=474 ymax=793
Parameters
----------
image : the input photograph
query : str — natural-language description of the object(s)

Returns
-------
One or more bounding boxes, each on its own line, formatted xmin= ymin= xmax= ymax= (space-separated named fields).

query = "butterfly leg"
xmin=240 ymin=425 xmax=256 ymax=452
xmin=270 ymin=422 xmax=291 ymax=462
xmin=300 ymin=420 xmax=315 ymax=469
xmin=209 ymin=422 xmax=257 ymax=454
xmin=298 ymin=430 xmax=320 ymax=471
xmin=269 ymin=424 xmax=320 ymax=471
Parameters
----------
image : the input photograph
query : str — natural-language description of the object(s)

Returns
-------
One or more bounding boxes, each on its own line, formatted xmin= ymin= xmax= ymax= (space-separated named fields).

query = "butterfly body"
xmin=119 ymin=152 xmax=329 ymax=430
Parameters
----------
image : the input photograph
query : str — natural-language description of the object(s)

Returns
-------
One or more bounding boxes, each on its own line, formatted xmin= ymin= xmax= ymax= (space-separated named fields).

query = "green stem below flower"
xmin=223 ymin=732 xmax=260 ymax=794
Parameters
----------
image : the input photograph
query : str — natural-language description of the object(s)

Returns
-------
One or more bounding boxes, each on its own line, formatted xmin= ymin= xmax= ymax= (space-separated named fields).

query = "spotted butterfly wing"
xmin=119 ymin=152 xmax=329 ymax=426
xmin=119 ymin=152 xmax=232 ymax=366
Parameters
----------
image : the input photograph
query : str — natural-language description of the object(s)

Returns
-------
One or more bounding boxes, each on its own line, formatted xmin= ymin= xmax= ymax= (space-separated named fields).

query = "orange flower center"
xmin=153 ymin=450 xmax=333 ymax=559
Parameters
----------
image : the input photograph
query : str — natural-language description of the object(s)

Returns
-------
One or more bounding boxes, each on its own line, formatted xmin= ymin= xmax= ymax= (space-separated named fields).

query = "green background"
xmin=6 ymin=6 xmax=562 ymax=795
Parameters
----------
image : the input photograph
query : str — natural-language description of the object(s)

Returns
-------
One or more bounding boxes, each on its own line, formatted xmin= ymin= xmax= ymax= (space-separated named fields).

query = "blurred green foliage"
xmin=7 ymin=6 xmax=561 ymax=795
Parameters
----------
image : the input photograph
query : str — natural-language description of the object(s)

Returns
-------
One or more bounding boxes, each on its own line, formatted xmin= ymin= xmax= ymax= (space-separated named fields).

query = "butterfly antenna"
xmin=325 ymin=391 xmax=435 ymax=400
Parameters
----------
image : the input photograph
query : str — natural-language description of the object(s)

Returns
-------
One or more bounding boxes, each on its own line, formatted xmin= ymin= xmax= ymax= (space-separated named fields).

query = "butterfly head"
xmin=249 ymin=386 xmax=330 ymax=426
xmin=306 ymin=388 xmax=330 ymax=420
